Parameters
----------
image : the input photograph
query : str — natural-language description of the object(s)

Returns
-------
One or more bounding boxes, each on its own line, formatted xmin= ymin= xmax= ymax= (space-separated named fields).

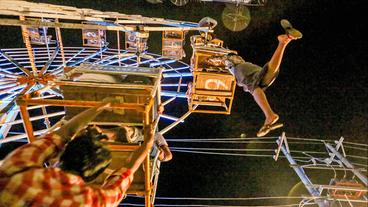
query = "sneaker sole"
xmin=280 ymin=19 xmax=303 ymax=39
xmin=281 ymin=19 xmax=292 ymax=30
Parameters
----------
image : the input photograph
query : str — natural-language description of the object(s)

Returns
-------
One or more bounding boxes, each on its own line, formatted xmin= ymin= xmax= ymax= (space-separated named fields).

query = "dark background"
xmin=0 ymin=0 xmax=367 ymax=206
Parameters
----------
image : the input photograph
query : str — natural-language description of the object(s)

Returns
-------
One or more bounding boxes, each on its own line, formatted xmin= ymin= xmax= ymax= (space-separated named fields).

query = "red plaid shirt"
xmin=0 ymin=133 xmax=133 ymax=207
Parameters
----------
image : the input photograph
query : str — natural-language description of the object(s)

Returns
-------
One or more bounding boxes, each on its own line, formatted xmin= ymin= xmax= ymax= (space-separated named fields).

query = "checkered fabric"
xmin=0 ymin=133 xmax=133 ymax=207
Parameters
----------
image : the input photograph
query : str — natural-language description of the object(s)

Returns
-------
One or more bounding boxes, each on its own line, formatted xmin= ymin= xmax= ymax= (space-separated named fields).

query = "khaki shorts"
xmin=234 ymin=63 xmax=278 ymax=93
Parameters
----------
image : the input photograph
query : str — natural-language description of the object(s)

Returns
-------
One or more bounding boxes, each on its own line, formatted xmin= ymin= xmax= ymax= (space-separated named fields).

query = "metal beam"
xmin=0 ymin=0 xmax=206 ymax=29
xmin=163 ymin=72 xmax=192 ymax=78
xmin=0 ymin=50 xmax=32 ymax=76
xmin=39 ymin=47 xmax=59 ymax=75
xmin=325 ymin=143 xmax=368 ymax=186
xmin=160 ymin=105 xmax=197 ymax=135
xmin=16 ymin=98 xmax=146 ymax=112
xmin=0 ymin=18 xmax=210 ymax=32
xmin=19 ymin=104 xmax=35 ymax=142
xmin=0 ymin=18 xmax=134 ymax=31
xmin=68 ymin=48 xmax=108 ymax=67
xmin=277 ymin=137 xmax=329 ymax=207
xmin=308 ymin=184 xmax=368 ymax=192
xmin=49 ymin=48 xmax=86 ymax=72
xmin=0 ymin=82 xmax=34 ymax=116
xmin=0 ymin=111 xmax=65 ymax=127
xmin=0 ymin=108 xmax=18 ymax=142
xmin=0 ymin=128 xmax=49 ymax=144
xmin=160 ymin=91 xmax=186 ymax=98
xmin=160 ymin=114 xmax=184 ymax=123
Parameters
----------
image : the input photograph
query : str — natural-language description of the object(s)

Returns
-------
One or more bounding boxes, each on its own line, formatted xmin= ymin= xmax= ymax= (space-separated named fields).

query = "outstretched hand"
xmin=124 ymin=124 xmax=155 ymax=173
xmin=158 ymin=103 xmax=164 ymax=115
xmin=99 ymin=97 xmax=121 ymax=111
xmin=55 ymin=99 xmax=115 ymax=141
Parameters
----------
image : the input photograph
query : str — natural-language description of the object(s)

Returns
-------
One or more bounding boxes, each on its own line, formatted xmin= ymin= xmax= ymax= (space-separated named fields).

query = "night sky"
xmin=0 ymin=0 xmax=367 ymax=206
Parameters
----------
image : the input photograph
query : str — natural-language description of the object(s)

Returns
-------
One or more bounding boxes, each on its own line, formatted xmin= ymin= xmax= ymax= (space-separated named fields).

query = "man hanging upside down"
xmin=92 ymin=124 xmax=173 ymax=162
xmin=224 ymin=19 xmax=302 ymax=137
xmin=87 ymin=102 xmax=172 ymax=162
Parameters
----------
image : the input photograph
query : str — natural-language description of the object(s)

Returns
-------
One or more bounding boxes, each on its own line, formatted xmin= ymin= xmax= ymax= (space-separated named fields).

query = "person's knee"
xmin=158 ymin=145 xmax=172 ymax=162
xmin=251 ymin=87 xmax=262 ymax=96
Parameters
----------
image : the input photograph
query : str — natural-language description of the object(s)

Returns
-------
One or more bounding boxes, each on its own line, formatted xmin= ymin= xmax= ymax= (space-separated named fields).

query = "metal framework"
xmin=200 ymin=0 xmax=267 ymax=6
xmin=275 ymin=133 xmax=368 ymax=207
xmin=0 ymin=0 xmax=211 ymax=30
xmin=0 ymin=1 xmax=219 ymax=206
xmin=0 ymin=45 xmax=196 ymax=206
xmin=164 ymin=0 xmax=267 ymax=7
xmin=0 ymin=46 xmax=194 ymax=143
xmin=0 ymin=0 xmax=244 ymax=143
xmin=189 ymin=40 xmax=237 ymax=114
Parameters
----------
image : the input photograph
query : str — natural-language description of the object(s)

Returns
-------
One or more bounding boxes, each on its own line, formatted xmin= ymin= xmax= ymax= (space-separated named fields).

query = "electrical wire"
xmin=169 ymin=140 xmax=277 ymax=144
xmin=152 ymin=204 xmax=301 ymax=207
xmin=121 ymin=195 xmax=336 ymax=207
xmin=166 ymin=135 xmax=367 ymax=167
xmin=171 ymin=146 xmax=338 ymax=157
xmin=154 ymin=196 xmax=316 ymax=201
xmin=122 ymin=204 xmax=302 ymax=207
xmin=171 ymin=149 xmax=367 ymax=165
xmin=343 ymin=145 xmax=367 ymax=151
xmin=342 ymin=141 xmax=368 ymax=147
xmin=167 ymin=137 xmax=367 ymax=151
xmin=168 ymin=137 xmax=277 ymax=141
xmin=170 ymin=147 xmax=274 ymax=152
xmin=171 ymin=149 xmax=273 ymax=158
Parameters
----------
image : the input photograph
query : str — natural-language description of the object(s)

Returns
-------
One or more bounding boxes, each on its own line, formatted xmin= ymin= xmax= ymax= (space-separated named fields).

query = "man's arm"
xmin=55 ymin=102 xmax=110 ymax=143
xmin=155 ymin=133 xmax=172 ymax=162
xmin=0 ymin=102 xmax=111 ymax=176
xmin=125 ymin=126 xmax=154 ymax=174
xmin=91 ymin=127 xmax=154 ymax=206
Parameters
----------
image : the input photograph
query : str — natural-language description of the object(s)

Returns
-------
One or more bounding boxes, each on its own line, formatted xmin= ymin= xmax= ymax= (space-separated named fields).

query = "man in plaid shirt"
xmin=0 ymin=101 xmax=154 ymax=207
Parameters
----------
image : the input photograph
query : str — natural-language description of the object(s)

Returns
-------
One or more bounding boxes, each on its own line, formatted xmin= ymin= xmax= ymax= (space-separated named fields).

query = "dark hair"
xmin=113 ymin=126 xmax=142 ymax=143
xmin=226 ymin=52 xmax=238 ymax=57
xmin=59 ymin=128 xmax=112 ymax=182
xmin=112 ymin=126 xmax=128 ymax=143
xmin=225 ymin=53 xmax=245 ymax=66
xmin=85 ymin=126 xmax=108 ymax=141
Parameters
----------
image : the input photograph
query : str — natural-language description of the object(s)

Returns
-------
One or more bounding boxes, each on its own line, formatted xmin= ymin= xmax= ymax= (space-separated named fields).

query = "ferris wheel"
xmin=0 ymin=0 xmax=246 ymax=206
xmin=0 ymin=0 xmax=211 ymax=143
xmin=0 ymin=1 xmax=219 ymax=206
xmin=0 ymin=0 xmax=241 ymax=145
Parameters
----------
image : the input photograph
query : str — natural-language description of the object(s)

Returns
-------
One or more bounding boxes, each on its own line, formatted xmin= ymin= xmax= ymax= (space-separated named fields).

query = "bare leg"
xmin=262 ymin=34 xmax=294 ymax=86
xmin=158 ymin=145 xmax=173 ymax=162
xmin=254 ymin=25 xmax=301 ymax=136
xmin=252 ymin=87 xmax=278 ymax=125
xmin=254 ymin=35 xmax=294 ymax=126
